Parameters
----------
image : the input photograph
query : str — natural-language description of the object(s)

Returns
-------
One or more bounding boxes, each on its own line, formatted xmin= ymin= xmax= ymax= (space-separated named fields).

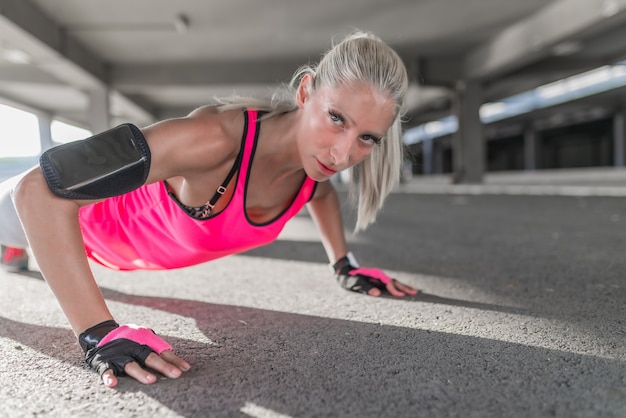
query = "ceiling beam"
xmin=464 ymin=0 xmax=626 ymax=80
xmin=0 ymin=66 xmax=62 ymax=84
xmin=110 ymin=59 xmax=307 ymax=90
xmin=0 ymin=0 xmax=156 ymax=121
xmin=418 ymin=0 xmax=626 ymax=90
xmin=0 ymin=0 xmax=107 ymax=87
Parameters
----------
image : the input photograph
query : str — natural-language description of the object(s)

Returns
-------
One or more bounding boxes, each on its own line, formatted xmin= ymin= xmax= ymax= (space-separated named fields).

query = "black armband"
xmin=78 ymin=320 xmax=119 ymax=353
xmin=39 ymin=123 xmax=151 ymax=200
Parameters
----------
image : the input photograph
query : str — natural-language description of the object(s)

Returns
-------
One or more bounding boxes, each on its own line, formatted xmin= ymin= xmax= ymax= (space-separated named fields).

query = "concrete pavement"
xmin=1 ymin=171 xmax=625 ymax=417
xmin=397 ymin=167 xmax=626 ymax=196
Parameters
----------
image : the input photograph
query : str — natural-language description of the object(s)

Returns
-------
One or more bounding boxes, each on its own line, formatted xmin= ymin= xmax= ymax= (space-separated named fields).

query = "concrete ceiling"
xmin=1 ymin=0 xmax=626 ymax=130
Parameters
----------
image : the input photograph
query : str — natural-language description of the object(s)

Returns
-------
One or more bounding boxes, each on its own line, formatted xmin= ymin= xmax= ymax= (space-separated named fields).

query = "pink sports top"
xmin=78 ymin=110 xmax=317 ymax=271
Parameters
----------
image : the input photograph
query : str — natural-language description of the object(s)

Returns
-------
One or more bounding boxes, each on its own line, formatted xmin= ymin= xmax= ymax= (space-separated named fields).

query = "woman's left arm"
xmin=306 ymin=181 xmax=349 ymax=264
xmin=306 ymin=181 xmax=418 ymax=297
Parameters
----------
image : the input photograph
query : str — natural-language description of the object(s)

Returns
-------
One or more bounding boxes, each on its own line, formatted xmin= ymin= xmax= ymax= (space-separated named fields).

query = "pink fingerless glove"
xmin=97 ymin=324 xmax=173 ymax=354
xmin=348 ymin=267 xmax=393 ymax=284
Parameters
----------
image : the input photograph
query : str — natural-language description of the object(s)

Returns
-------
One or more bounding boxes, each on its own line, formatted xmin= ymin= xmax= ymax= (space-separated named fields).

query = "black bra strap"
xmin=209 ymin=151 xmax=241 ymax=207
xmin=198 ymin=146 xmax=244 ymax=218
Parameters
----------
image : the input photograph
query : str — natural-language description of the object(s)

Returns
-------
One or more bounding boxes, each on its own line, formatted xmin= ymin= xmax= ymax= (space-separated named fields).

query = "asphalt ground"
xmin=1 ymin=178 xmax=625 ymax=417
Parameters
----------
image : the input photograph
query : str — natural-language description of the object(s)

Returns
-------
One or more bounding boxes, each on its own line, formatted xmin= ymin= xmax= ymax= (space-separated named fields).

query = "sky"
xmin=0 ymin=103 xmax=91 ymax=158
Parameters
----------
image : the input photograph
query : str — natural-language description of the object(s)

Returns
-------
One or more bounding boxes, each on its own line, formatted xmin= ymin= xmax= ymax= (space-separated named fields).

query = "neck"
xmin=255 ymin=110 xmax=304 ymax=180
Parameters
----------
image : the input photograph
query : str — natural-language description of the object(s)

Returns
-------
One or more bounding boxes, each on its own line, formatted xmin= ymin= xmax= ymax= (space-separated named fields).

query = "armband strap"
xmin=97 ymin=324 xmax=172 ymax=354
xmin=39 ymin=123 xmax=151 ymax=200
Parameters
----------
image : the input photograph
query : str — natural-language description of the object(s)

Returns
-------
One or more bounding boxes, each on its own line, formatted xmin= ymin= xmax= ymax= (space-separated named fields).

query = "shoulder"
xmin=141 ymin=106 xmax=248 ymax=181
xmin=165 ymin=105 xmax=244 ymax=146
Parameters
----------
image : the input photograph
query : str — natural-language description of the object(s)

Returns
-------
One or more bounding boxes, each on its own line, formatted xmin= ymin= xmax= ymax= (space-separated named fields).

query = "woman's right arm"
xmin=14 ymin=107 xmax=235 ymax=331
xmin=12 ymin=108 xmax=236 ymax=387
xmin=13 ymin=168 xmax=114 ymax=333
xmin=14 ymin=165 xmax=192 ymax=388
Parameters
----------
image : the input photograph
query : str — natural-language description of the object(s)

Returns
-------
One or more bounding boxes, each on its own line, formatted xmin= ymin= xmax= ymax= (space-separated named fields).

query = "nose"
xmin=330 ymin=134 xmax=352 ymax=167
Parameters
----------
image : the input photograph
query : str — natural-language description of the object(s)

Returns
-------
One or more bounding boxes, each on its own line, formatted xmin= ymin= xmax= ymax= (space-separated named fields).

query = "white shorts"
xmin=0 ymin=171 xmax=31 ymax=248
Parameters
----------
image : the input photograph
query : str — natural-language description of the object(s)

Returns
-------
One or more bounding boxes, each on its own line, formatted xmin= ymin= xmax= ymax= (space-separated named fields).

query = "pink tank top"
xmin=78 ymin=110 xmax=317 ymax=271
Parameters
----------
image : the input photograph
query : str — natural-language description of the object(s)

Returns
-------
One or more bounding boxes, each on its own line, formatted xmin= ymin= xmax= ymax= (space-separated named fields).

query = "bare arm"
xmin=307 ymin=180 xmax=417 ymax=298
xmin=12 ymin=108 xmax=239 ymax=386
xmin=14 ymin=108 xmax=234 ymax=334
xmin=13 ymin=171 xmax=112 ymax=333
xmin=306 ymin=181 xmax=349 ymax=264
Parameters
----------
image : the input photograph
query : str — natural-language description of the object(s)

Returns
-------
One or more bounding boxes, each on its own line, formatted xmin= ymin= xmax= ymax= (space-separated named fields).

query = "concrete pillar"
xmin=422 ymin=138 xmax=433 ymax=175
xmin=523 ymin=124 xmax=537 ymax=171
xmin=36 ymin=112 xmax=54 ymax=152
xmin=88 ymin=87 xmax=111 ymax=133
xmin=613 ymin=110 xmax=625 ymax=167
xmin=433 ymin=140 xmax=444 ymax=174
xmin=451 ymin=80 xmax=484 ymax=184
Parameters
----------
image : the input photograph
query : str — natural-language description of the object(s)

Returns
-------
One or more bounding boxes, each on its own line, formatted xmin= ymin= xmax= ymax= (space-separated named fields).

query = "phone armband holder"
xmin=39 ymin=123 xmax=151 ymax=200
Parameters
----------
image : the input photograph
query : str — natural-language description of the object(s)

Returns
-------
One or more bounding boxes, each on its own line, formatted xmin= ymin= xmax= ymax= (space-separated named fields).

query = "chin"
xmin=303 ymin=166 xmax=330 ymax=182
xmin=307 ymin=172 xmax=329 ymax=182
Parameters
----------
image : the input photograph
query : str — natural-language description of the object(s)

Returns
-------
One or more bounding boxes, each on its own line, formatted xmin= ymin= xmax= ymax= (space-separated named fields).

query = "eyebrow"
xmin=340 ymin=109 xmax=386 ymax=139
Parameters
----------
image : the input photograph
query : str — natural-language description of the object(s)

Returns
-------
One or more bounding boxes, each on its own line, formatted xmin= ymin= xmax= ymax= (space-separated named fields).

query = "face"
xmin=295 ymin=75 xmax=396 ymax=182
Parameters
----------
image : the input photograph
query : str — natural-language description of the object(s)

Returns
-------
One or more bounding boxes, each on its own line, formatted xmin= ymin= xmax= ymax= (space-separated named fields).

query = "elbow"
xmin=12 ymin=168 xmax=53 ymax=217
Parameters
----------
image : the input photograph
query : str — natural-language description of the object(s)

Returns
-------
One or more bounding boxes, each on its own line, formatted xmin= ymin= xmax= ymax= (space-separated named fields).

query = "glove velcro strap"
xmin=333 ymin=256 xmax=352 ymax=275
xmin=331 ymin=251 xmax=360 ymax=274
xmin=78 ymin=320 xmax=120 ymax=353
xmin=97 ymin=324 xmax=172 ymax=354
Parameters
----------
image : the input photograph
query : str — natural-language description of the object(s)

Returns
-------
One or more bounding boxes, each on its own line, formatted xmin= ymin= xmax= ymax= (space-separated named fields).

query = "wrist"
xmin=78 ymin=319 xmax=119 ymax=353
xmin=331 ymin=251 xmax=360 ymax=274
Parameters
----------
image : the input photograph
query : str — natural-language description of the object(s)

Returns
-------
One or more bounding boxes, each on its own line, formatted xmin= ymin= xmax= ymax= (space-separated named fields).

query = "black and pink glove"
xmin=78 ymin=320 xmax=172 ymax=376
xmin=333 ymin=252 xmax=395 ymax=295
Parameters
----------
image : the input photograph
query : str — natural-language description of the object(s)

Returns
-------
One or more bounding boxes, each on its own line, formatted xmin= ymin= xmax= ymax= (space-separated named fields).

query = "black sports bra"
xmin=167 ymin=144 xmax=243 ymax=220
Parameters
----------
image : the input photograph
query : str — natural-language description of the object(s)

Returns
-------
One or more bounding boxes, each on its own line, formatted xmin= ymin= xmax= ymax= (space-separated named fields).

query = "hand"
xmin=79 ymin=321 xmax=191 ymax=388
xmin=99 ymin=347 xmax=190 ymax=388
xmin=333 ymin=256 xmax=418 ymax=298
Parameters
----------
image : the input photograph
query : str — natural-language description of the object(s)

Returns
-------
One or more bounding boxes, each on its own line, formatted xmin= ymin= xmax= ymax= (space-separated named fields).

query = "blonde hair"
xmin=217 ymin=31 xmax=408 ymax=231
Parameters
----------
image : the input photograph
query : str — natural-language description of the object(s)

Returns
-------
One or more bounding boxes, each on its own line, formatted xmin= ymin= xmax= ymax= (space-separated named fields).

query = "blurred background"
xmin=2 ymin=0 xmax=626 ymax=183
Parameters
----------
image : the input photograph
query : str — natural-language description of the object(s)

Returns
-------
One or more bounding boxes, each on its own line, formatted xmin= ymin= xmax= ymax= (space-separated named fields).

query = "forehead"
xmin=317 ymin=82 xmax=396 ymax=129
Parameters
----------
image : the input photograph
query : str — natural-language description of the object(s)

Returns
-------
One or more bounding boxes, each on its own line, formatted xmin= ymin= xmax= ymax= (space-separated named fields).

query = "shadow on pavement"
xmin=2 ymin=284 xmax=624 ymax=417
xmin=5 ymin=261 xmax=625 ymax=417
xmin=3 ymin=285 xmax=625 ymax=418
xmin=41 ymin=287 xmax=626 ymax=417
xmin=406 ymin=292 xmax=528 ymax=315
xmin=12 ymin=267 xmax=529 ymax=316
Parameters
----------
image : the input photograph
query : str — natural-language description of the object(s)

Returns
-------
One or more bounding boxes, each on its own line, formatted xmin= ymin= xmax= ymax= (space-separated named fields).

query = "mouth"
xmin=316 ymin=159 xmax=337 ymax=176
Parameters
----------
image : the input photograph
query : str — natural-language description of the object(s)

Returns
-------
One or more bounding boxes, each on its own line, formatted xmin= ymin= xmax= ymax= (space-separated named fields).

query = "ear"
xmin=296 ymin=73 xmax=314 ymax=109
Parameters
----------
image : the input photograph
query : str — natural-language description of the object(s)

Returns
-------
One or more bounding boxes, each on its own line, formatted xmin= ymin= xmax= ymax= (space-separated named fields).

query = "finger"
xmin=386 ymin=280 xmax=406 ymax=297
xmin=123 ymin=361 xmax=158 ymax=385
xmin=143 ymin=351 xmax=184 ymax=379
xmin=101 ymin=369 xmax=118 ymax=388
xmin=160 ymin=349 xmax=191 ymax=372
xmin=394 ymin=280 xmax=419 ymax=296
xmin=367 ymin=287 xmax=381 ymax=297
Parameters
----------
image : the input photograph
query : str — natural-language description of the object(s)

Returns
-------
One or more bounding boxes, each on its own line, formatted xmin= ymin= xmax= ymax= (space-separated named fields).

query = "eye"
xmin=361 ymin=134 xmax=382 ymax=146
xmin=329 ymin=110 xmax=344 ymax=125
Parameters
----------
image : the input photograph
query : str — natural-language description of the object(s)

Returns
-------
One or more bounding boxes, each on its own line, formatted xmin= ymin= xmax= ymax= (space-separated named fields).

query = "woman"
xmin=3 ymin=31 xmax=417 ymax=388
